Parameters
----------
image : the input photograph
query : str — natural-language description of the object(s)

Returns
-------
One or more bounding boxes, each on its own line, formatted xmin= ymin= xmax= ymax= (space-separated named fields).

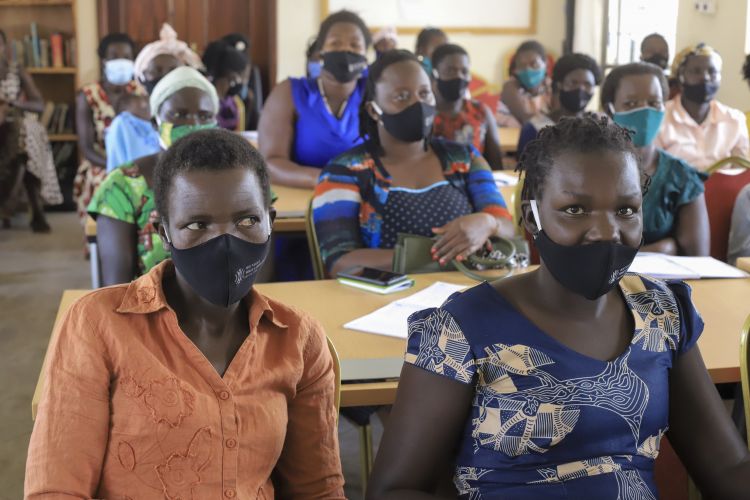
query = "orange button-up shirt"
xmin=655 ymin=97 xmax=749 ymax=171
xmin=25 ymin=261 xmax=344 ymax=499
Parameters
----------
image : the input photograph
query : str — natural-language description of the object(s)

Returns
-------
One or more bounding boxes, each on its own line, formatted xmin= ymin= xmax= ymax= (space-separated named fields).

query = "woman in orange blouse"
xmin=25 ymin=129 xmax=344 ymax=499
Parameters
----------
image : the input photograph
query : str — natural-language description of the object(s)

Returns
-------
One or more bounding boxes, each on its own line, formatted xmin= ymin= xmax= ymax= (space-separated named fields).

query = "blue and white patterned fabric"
xmin=405 ymin=274 xmax=703 ymax=499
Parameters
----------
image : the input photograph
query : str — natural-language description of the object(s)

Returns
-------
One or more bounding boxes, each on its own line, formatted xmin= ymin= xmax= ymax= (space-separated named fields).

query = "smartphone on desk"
xmin=337 ymin=266 xmax=408 ymax=286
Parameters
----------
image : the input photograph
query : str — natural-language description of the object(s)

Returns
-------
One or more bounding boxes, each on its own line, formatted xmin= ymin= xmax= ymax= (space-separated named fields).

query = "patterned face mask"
xmin=157 ymin=121 xmax=217 ymax=149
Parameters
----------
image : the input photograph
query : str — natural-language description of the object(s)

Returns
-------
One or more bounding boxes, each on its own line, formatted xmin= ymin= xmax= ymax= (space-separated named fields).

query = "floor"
xmin=0 ymin=211 xmax=382 ymax=500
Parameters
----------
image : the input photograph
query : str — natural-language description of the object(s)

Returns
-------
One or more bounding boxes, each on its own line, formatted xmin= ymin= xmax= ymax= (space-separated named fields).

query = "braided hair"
xmin=516 ymin=114 xmax=644 ymax=203
xmin=358 ymin=49 xmax=430 ymax=155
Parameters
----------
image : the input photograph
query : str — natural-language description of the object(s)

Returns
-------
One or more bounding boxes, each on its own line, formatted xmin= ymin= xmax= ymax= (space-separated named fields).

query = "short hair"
xmin=359 ymin=49 xmax=425 ymax=155
xmin=306 ymin=36 xmax=320 ymax=59
xmin=431 ymin=43 xmax=469 ymax=73
xmin=516 ymin=114 xmax=639 ymax=202
xmin=743 ymin=54 xmax=750 ymax=83
xmin=509 ymin=40 xmax=546 ymax=73
xmin=640 ymin=33 xmax=667 ymax=53
xmin=154 ymin=128 xmax=272 ymax=219
xmin=316 ymin=10 xmax=372 ymax=50
xmin=98 ymin=33 xmax=135 ymax=60
xmin=600 ymin=62 xmax=669 ymax=114
xmin=551 ymin=53 xmax=602 ymax=91
xmin=202 ymin=40 xmax=248 ymax=79
xmin=415 ymin=27 xmax=447 ymax=54
xmin=222 ymin=33 xmax=250 ymax=53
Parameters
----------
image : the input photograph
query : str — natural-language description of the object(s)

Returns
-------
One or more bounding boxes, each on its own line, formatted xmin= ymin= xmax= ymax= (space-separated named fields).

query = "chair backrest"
xmin=305 ymin=198 xmax=326 ymax=280
xmin=739 ymin=313 xmax=750 ymax=447
xmin=704 ymin=159 xmax=750 ymax=261
xmin=326 ymin=336 xmax=341 ymax=416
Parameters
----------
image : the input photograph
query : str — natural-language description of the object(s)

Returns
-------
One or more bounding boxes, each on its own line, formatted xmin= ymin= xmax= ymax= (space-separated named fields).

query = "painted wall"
xmin=275 ymin=0 xmax=567 ymax=90
xmin=675 ymin=0 xmax=749 ymax=110
xmin=75 ymin=0 xmax=100 ymax=86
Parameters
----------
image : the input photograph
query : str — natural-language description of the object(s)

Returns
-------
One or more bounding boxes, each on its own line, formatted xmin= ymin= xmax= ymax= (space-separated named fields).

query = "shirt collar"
xmin=117 ymin=260 xmax=288 ymax=329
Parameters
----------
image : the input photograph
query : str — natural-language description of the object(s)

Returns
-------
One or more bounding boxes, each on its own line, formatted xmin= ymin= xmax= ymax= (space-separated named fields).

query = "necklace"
xmin=317 ymin=78 xmax=348 ymax=118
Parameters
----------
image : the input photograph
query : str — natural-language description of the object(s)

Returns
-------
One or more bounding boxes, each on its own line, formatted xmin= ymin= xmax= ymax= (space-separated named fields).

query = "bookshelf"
xmin=1 ymin=0 xmax=80 ymax=208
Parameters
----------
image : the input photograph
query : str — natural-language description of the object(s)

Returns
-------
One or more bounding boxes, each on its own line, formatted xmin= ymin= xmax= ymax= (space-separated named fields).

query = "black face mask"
xmin=558 ymin=88 xmax=593 ymax=113
xmin=682 ymin=81 xmax=719 ymax=104
xmin=322 ymin=51 xmax=367 ymax=83
xmin=227 ymin=82 xmax=244 ymax=97
xmin=375 ymin=100 xmax=436 ymax=143
xmin=140 ymin=78 xmax=159 ymax=95
xmin=437 ymin=78 xmax=469 ymax=102
xmin=644 ymin=55 xmax=669 ymax=70
xmin=168 ymin=233 xmax=270 ymax=307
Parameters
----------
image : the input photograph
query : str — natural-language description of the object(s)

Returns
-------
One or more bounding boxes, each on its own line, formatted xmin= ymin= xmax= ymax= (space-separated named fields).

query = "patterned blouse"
xmin=88 ymin=162 xmax=169 ymax=275
xmin=433 ymin=99 xmax=491 ymax=154
xmin=312 ymin=139 xmax=511 ymax=271
xmin=406 ymin=274 xmax=703 ymax=499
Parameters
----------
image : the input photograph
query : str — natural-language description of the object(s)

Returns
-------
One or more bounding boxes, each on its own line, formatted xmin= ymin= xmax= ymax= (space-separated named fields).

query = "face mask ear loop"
xmin=530 ymin=199 xmax=542 ymax=235
xmin=370 ymin=101 xmax=383 ymax=117
xmin=162 ymin=220 xmax=172 ymax=246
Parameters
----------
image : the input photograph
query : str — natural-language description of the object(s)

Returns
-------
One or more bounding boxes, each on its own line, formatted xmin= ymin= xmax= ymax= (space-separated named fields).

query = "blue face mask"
xmin=612 ymin=106 xmax=665 ymax=147
xmin=104 ymin=58 xmax=134 ymax=86
xmin=307 ymin=60 xmax=322 ymax=79
xmin=420 ymin=56 xmax=432 ymax=75
xmin=515 ymin=66 xmax=546 ymax=90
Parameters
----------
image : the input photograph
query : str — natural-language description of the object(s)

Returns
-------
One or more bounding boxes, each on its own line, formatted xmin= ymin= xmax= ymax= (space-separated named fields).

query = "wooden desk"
xmin=271 ymin=185 xmax=312 ymax=232
xmin=499 ymin=127 xmax=520 ymax=153
xmin=737 ymin=257 xmax=750 ymax=273
xmin=32 ymin=274 xmax=750 ymax=417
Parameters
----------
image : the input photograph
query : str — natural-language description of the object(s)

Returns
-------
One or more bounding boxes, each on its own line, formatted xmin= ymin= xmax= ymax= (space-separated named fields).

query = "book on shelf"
xmin=40 ymin=102 xmax=55 ymax=129
xmin=9 ymin=26 xmax=76 ymax=68
xmin=43 ymin=102 xmax=73 ymax=135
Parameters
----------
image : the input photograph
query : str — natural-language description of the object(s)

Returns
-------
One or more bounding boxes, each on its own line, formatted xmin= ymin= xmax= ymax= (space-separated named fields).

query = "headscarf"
xmin=134 ymin=23 xmax=203 ymax=81
xmin=149 ymin=66 xmax=219 ymax=118
xmin=373 ymin=26 xmax=398 ymax=46
xmin=671 ymin=42 xmax=722 ymax=77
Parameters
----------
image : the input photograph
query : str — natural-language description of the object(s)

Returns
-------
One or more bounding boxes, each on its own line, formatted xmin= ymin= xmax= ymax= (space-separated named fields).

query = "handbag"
xmin=392 ymin=232 xmax=529 ymax=281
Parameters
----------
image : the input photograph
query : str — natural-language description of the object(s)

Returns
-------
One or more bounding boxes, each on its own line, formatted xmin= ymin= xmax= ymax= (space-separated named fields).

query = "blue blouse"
xmin=289 ymin=76 xmax=366 ymax=167
xmin=406 ymin=274 xmax=703 ymax=499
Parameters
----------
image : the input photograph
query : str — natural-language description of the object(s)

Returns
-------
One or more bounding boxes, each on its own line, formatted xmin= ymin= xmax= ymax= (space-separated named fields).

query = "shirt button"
xmin=224 ymin=488 xmax=236 ymax=498
xmin=225 ymin=438 xmax=237 ymax=448
xmin=218 ymin=390 xmax=230 ymax=400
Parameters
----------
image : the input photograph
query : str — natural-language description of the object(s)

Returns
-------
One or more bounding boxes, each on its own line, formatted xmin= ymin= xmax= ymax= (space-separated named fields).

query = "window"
xmin=603 ymin=0 xmax=679 ymax=70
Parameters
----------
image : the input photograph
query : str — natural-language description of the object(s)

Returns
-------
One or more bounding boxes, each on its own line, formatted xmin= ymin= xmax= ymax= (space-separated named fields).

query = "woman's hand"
xmin=431 ymin=213 xmax=497 ymax=265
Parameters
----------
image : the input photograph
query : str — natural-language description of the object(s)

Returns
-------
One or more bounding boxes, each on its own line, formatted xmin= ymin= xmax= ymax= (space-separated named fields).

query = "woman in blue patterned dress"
xmin=367 ymin=115 xmax=750 ymax=499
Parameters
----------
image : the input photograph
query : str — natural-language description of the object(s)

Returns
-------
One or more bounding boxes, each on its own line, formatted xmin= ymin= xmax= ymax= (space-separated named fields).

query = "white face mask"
xmin=104 ymin=58 xmax=134 ymax=85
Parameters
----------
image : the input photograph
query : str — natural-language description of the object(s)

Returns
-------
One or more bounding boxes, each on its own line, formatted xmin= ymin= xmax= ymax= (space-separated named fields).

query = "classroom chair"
xmin=86 ymin=216 xmax=101 ymax=288
xmin=327 ymin=336 xmax=341 ymax=417
xmin=306 ymin=201 xmax=376 ymax=492
xmin=704 ymin=157 xmax=750 ymax=261
xmin=740 ymin=313 xmax=750 ymax=448
xmin=305 ymin=199 xmax=326 ymax=280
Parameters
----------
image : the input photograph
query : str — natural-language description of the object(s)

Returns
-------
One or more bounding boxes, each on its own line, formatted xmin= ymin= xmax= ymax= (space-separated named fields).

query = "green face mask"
xmin=158 ymin=121 xmax=217 ymax=148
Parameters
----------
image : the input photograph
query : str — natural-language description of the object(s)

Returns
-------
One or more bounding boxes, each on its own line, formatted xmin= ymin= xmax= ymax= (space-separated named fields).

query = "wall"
xmin=274 ymin=0 xmax=567 ymax=90
xmin=75 ymin=0 xmax=100 ymax=86
xmin=675 ymin=0 xmax=749 ymax=109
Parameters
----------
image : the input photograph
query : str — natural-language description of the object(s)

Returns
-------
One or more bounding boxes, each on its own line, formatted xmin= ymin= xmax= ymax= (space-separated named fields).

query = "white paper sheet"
xmin=344 ymin=282 xmax=467 ymax=338
xmin=630 ymin=253 xmax=748 ymax=280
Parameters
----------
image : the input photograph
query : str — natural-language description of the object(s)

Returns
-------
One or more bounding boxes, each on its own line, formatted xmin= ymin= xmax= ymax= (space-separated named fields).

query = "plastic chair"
xmin=327 ymin=337 xmax=341 ymax=417
xmin=704 ymin=157 xmax=750 ymax=261
xmin=305 ymin=199 xmax=326 ymax=280
xmin=739 ymin=313 xmax=750 ymax=448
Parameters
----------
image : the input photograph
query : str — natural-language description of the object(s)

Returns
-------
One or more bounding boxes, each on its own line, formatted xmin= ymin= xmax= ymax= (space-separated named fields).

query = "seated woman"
xmin=655 ymin=43 xmax=749 ymax=171
xmin=313 ymin=50 xmax=514 ymax=277
xmin=367 ymin=115 xmax=750 ymax=499
xmin=26 ymin=128 xmax=344 ymax=498
xmin=498 ymin=40 xmax=550 ymax=127
xmin=88 ymin=66 xmax=219 ymax=286
xmin=517 ymin=53 xmax=601 ymax=157
xmin=260 ymin=10 xmax=371 ymax=188
xmin=603 ymin=62 xmax=709 ymax=256
xmin=133 ymin=23 xmax=203 ymax=94
xmin=0 ymin=29 xmax=62 ymax=232
xmin=74 ymin=33 xmax=144 ymax=227
xmin=222 ymin=33 xmax=264 ymax=130
xmin=202 ymin=39 xmax=248 ymax=132
xmin=431 ymin=44 xmax=503 ymax=170
xmin=414 ymin=27 xmax=447 ymax=75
